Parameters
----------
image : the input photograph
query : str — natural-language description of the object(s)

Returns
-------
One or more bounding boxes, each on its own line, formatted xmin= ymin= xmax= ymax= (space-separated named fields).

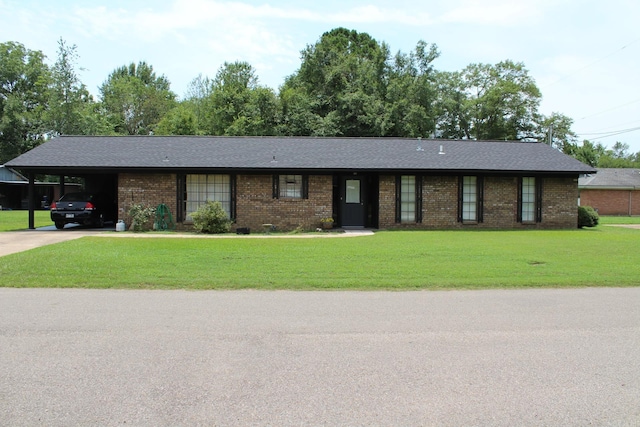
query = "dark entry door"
xmin=340 ymin=175 xmax=366 ymax=227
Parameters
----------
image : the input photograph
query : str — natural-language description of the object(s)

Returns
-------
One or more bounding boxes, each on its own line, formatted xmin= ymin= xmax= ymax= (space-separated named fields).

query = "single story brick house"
xmin=6 ymin=136 xmax=595 ymax=230
xmin=579 ymin=168 xmax=640 ymax=216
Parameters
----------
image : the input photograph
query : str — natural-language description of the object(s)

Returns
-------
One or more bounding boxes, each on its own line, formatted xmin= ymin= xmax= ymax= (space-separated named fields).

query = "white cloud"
xmin=439 ymin=0 xmax=546 ymax=26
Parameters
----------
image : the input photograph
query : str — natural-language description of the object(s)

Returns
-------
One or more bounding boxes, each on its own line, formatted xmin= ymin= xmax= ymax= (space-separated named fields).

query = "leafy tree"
xmin=204 ymin=61 xmax=279 ymax=135
xmin=46 ymin=38 xmax=103 ymax=136
xmin=155 ymin=104 xmax=198 ymax=135
xmin=100 ymin=61 xmax=176 ymax=135
xmin=285 ymin=28 xmax=390 ymax=136
xmin=533 ymin=112 xmax=578 ymax=151
xmin=461 ymin=60 xmax=541 ymax=141
xmin=385 ymin=41 xmax=440 ymax=137
xmin=0 ymin=41 xmax=50 ymax=163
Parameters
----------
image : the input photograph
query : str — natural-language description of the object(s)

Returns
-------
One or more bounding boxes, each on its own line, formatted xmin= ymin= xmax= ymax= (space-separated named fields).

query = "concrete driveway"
xmin=0 ymin=288 xmax=638 ymax=426
xmin=0 ymin=226 xmax=112 ymax=257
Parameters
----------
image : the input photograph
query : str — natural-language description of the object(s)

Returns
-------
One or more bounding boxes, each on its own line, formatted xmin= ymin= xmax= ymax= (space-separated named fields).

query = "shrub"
xmin=191 ymin=201 xmax=232 ymax=233
xmin=128 ymin=203 xmax=156 ymax=232
xmin=578 ymin=206 xmax=599 ymax=228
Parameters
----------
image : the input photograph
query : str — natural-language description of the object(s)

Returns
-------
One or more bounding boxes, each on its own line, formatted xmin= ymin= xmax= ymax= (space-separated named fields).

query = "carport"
xmin=4 ymin=167 xmax=117 ymax=229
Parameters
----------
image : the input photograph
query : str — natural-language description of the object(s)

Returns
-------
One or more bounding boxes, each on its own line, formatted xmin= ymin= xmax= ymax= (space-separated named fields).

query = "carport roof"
xmin=6 ymin=135 xmax=596 ymax=174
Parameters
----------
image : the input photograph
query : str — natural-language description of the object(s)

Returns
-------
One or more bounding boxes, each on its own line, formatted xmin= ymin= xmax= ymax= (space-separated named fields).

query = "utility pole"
xmin=547 ymin=125 xmax=553 ymax=145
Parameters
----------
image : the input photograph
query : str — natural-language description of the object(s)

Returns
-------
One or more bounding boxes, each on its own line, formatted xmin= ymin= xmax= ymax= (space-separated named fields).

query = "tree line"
xmin=1 ymin=27 xmax=638 ymax=167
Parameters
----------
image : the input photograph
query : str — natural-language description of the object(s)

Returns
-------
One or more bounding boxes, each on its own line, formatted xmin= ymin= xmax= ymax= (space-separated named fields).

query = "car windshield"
xmin=60 ymin=193 xmax=91 ymax=202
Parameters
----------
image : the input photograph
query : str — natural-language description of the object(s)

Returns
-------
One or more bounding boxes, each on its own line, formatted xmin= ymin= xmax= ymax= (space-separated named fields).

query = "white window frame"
xmin=462 ymin=176 xmax=477 ymax=222
xmin=400 ymin=175 xmax=416 ymax=223
xmin=185 ymin=174 xmax=231 ymax=220
xmin=521 ymin=177 xmax=536 ymax=222
xmin=279 ymin=175 xmax=303 ymax=199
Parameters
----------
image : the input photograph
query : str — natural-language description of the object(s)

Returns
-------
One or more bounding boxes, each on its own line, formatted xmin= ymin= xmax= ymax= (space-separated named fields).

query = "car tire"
xmin=54 ymin=221 xmax=65 ymax=230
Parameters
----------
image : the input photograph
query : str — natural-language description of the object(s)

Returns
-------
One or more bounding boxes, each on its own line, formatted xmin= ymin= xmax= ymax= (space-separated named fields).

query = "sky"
xmin=1 ymin=0 xmax=639 ymax=152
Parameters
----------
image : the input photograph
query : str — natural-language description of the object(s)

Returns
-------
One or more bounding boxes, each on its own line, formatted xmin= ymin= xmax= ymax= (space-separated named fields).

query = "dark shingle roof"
xmin=579 ymin=168 xmax=640 ymax=189
xmin=6 ymin=135 xmax=595 ymax=174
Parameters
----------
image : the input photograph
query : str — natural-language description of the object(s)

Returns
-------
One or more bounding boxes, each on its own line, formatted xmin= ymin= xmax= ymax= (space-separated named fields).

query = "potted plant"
xmin=320 ymin=217 xmax=334 ymax=229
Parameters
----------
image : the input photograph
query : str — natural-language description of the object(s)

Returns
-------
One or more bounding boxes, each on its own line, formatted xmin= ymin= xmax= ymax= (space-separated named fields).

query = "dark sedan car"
xmin=50 ymin=192 xmax=115 ymax=229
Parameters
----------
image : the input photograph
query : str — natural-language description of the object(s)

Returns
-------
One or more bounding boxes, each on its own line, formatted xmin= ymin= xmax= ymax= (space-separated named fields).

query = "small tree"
xmin=578 ymin=206 xmax=599 ymax=228
xmin=191 ymin=201 xmax=232 ymax=233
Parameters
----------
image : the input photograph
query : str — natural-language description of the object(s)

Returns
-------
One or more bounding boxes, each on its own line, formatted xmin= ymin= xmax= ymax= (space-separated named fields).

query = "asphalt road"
xmin=1 ymin=288 xmax=638 ymax=426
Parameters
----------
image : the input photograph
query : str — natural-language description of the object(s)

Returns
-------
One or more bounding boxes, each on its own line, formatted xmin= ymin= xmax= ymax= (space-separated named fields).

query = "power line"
xmin=581 ymin=126 xmax=640 ymax=141
xmin=542 ymin=37 xmax=640 ymax=89
xmin=576 ymin=97 xmax=640 ymax=121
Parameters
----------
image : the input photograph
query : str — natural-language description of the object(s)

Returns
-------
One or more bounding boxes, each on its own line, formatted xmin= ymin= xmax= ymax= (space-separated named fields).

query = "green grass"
xmin=599 ymin=215 xmax=640 ymax=224
xmin=0 ymin=210 xmax=53 ymax=231
xmin=1 ymin=227 xmax=638 ymax=289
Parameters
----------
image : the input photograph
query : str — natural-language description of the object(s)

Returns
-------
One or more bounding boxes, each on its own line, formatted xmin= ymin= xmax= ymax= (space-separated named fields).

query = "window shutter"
xmin=457 ymin=176 xmax=463 ymax=223
xmin=302 ymin=175 xmax=309 ymax=199
xmin=536 ymin=178 xmax=543 ymax=223
xmin=176 ymin=174 xmax=186 ymax=222
xmin=477 ymin=176 xmax=484 ymax=223
xmin=230 ymin=174 xmax=237 ymax=221
xmin=416 ymin=175 xmax=423 ymax=223
xmin=395 ymin=175 xmax=401 ymax=223
xmin=516 ymin=177 xmax=523 ymax=223
xmin=272 ymin=175 xmax=279 ymax=199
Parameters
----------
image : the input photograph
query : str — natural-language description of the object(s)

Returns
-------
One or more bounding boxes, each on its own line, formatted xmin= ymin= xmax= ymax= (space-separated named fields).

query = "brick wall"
xmin=118 ymin=173 xmax=177 ymax=228
xmin=379 ymin=175 xmax=578 ymax=229
xmin=580 ymin=189 xmax=640 ymax=215
xmin=116 ymin=172 xmax=579 ymax=231
xmin=235 ymin=174 xmax=333 ymax=231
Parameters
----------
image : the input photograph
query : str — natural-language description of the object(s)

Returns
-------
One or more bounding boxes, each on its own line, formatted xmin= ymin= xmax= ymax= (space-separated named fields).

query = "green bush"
xmin=191 ymin=201 xmax=232 ymax=233
xmin=128 ymin=203 xmax=156 ymax=232
xmin=578 ymin=206 xmax=599 ymax=228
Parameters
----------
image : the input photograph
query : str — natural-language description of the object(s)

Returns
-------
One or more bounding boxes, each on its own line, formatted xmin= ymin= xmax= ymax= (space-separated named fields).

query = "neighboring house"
xmin=0 ymin=165 xmax=79 ymax=210
xmin=6 ymin=136 xmax=595 ymax=230
xmin=579 ymin=168 xmax=640 ymax=215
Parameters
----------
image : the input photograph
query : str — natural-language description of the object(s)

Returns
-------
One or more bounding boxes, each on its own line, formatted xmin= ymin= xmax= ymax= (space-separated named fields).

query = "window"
xmin=185 ymin=174 xmax=231 ymax=220
xmin=462 ymin=176 xmax=477 ymax=221
xmin=519 ymin=177 xmax=541 ymax=223
xmin=395 ymin=175 xmax=422 ymax=223
xmin=400 ymin=176 xmax=416 ymax=223
xmin=521 ymin=177 xmax=536 ymax=222
xmin=458 ymin=176 xmax=483 ymax=223
xmin=273 ymin=175 xmax=308 ymax=199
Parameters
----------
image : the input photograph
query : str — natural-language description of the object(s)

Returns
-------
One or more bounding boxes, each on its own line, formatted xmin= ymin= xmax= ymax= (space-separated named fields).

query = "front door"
xmin=340 ymin=175 xmax=366 ymax=227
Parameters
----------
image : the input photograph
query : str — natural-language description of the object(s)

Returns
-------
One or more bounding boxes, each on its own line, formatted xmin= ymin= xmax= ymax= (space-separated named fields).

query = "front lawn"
xmin=1 ymin=227 xmax=638 ymax=289
xmin=599 ymin=215 xmax=640 ymax=224
xmin=0 ymin=210 xmax=52 ymax=231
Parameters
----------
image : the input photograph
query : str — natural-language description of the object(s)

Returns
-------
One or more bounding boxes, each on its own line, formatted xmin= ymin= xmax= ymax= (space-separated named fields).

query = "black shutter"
xmin=395 ymin=175 xmax=401 ymax=223
xmin=457 ymin=176 xmax=463 ymax=223
xmin=516 ymin=177 xmax=523 ymax=223
xmin=230 ymin=174 xmax=237 ymax=221
xmin=272 ymin=175 xmax=279 ymax=199
xmin=416 ymin=175 xmax=423 ymax=223
xmin=302 ymin=175 xmax=309 ymax=199
xmin=176 ymin=174 xmax=185 ymax=222
xmin=477 ymin=176 xmax=484 ymax=223
xmin=536 ymin=177 xmax=543 ymax=223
